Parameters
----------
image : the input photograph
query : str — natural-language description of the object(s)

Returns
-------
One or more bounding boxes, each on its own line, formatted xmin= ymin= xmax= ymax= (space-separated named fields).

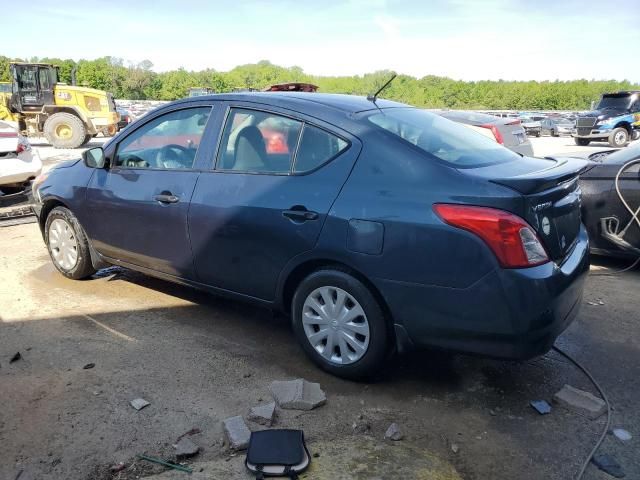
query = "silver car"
xmin=541 ymin=117 xmax=575 ymax=137
xmin=438 ymin=111 xmax=534 ymax=156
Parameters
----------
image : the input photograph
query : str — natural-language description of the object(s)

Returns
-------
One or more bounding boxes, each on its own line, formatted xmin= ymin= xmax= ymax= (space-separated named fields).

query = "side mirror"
xmin=83 ymin=147 xmax=107 ymax=169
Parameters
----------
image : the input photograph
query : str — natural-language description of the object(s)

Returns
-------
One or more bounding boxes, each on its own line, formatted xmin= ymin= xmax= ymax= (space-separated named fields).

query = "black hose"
xmin=552 ymin=345 xmax=611 ymax=480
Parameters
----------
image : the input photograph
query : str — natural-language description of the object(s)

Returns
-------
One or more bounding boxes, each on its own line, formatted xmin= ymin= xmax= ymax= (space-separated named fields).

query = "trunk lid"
xmin=464 ymin=156 xmax=591 ymax=261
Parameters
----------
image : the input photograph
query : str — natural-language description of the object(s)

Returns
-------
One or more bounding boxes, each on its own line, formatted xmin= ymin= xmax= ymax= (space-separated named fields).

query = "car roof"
xmin=170 ymin=92 xmax=406 ymax=115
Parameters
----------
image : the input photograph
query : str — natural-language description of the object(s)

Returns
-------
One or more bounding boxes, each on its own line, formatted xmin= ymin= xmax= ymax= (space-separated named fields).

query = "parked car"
xmin=541 ymin=117 xmax=575 ymax=137
xmin=579 ymin=143 xmax=640 ymax=257
xmin=31 ymin=93 xmax=589 ymax=379
xmin=0 ymin=120 xmax=42 ymax=194
xmin=438 ymin=110 xmax=534 ymax=156
xmin=116 ymin=108 xmax=133 ymax=131
xmin=519 ymin=117 xmax=542 ymax=137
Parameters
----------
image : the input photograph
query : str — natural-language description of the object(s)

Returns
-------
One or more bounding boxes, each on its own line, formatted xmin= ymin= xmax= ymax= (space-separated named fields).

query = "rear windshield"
xmin=367 ymin=108 xmax=521 ymax=168
xmin=602 ymin=142 xmax=640 ymax=165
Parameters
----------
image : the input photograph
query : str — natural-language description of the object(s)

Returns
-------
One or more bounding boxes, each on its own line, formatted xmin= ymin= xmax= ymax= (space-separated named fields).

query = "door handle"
xmin=153 ymin=193 xmax=180 ymax=204
xmin=282 ymin=209 xmax=319 ymax=222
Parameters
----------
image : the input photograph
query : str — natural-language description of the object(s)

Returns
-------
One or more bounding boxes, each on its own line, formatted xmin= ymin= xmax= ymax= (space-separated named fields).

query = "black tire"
xmin=82 ymin=134 xmax=92 ymax=146
xmin=575 ymin=137 xmax=590 ymax=146
xmin=44 ymin=206 xmax=96 ymax=280
xmin=608 ymin=127 xmax=629 ymax=148
xmin=551 ymin=129 xmax=558 ymax=137
xmin=43 ymin=113 xmax=87 ymax=149
xmin=535 ymin=131 xmax=541 ymax=137
xmin=632 ymin=130 xmax=640 ymax=141
xmin=291 ymin=269 xmax=390 ymax=379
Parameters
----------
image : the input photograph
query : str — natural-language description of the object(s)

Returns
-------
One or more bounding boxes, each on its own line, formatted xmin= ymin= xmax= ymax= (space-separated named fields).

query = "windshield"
xmin=597 ymin=95 xmax=632 ymax=110
xmin=367 ymin=108 xmax=521 ymax=168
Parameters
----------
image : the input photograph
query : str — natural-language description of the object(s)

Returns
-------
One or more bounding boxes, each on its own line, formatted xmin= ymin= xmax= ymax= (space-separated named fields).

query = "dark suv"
xmin=32 ymin=93 xmax=589 ymax=379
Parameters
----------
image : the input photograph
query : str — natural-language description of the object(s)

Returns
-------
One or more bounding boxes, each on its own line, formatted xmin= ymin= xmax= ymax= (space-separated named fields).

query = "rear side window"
xmin=217 ymin=109 xmax=302 ymax=173
xmin=294 ymin=125 xmax=348 ymax=173
xmin=367 ymin=108 xmax=520 ymax=168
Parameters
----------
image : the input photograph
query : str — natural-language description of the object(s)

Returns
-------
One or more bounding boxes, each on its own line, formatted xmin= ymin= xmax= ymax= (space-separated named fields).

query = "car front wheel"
xmin=45 ymin=206 xmax=96 ymax=280
xmin=292 ymin=269 xmax=390 ymax=379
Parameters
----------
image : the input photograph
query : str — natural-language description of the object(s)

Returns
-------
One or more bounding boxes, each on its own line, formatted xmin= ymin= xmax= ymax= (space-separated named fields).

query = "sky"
xmin=6 ymin=0 xmax=640 ymax=82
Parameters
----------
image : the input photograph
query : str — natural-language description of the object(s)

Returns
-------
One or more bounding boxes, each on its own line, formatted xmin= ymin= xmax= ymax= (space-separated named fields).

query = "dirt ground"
xmin=1 ymin=220 xmax=639 ymax=480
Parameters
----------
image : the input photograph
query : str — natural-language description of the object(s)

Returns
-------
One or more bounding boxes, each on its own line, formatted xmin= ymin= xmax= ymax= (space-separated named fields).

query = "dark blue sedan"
xmin=31 ymin=93 xmax=590 ymax=379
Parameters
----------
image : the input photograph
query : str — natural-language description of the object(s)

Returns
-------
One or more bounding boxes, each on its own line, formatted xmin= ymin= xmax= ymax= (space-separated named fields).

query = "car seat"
xmin=234 ymin=126 xmax=267 ymax=171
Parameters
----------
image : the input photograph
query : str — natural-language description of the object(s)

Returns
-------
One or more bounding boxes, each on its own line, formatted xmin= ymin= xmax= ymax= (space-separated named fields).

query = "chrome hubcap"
xmin=615 ymin=131 xmax=626 ymax=144
xmin=302 ymin=286 xmax=370 ymax=365
xmin=48 ymin=218 xmax=78 ymax=271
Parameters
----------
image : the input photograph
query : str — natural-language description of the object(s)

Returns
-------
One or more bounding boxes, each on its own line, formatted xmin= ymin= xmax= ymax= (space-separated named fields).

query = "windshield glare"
xmin=597 ymin=95 xmax=632 ymax=110
xmin=367 ymin=108 xmax=521 ymax=168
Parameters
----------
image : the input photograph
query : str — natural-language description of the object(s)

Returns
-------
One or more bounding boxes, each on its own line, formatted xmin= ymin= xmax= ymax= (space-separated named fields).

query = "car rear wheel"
xmin=575 ymin=138 xmax=590 ymax=146
xmin=608 ymin=128 xmax=629 ymax=148
xmin=45 ymin=207 xmax=96 ymax=280
xmin=291 ymin=269 xmax=390 ymax=379
xmin=551 ymin=129 xmax=558 ymax=137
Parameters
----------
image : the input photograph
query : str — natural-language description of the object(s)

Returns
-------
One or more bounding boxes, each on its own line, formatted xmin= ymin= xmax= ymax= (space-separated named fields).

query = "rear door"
xmin=84 ymin=104 xmax=215 ymax=278
xmin=188 ymin=104 xmax=360 ymax=300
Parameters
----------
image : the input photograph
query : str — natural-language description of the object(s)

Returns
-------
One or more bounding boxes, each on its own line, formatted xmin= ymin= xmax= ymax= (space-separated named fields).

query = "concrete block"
xmin=553 ymin=384 xmax=606 ymax=419
xmin=223 ymin=415 xmax=251 ymax=450
xmin=269 ymin=379 xmax=326 ymax=411
xmin=248 ymin=402 xmax=276 ymax=426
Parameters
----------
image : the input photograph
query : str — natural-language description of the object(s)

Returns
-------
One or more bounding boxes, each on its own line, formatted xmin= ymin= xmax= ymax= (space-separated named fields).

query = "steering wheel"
xmin=154 ymin=144 xmax=192 ymax=168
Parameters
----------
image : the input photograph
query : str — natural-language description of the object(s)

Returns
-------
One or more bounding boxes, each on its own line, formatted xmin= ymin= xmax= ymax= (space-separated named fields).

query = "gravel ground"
xmin=1 ymin=135 xmax=639 ymax=479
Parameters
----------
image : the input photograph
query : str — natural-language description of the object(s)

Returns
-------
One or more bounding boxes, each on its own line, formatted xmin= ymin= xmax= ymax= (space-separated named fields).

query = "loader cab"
xmin=10 ymin=63 xmax=58 ymax=112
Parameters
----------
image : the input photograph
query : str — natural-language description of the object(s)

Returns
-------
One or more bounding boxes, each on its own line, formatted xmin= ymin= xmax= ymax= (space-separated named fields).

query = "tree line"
xmin=1 ymin=55 xmax=638 ymax=110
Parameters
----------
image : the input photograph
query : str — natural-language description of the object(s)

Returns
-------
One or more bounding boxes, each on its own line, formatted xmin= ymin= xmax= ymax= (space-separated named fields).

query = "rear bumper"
xmin=509 ymin=142 xmax=534 ymax=157
xmin=377 ymin=224 xmax=590 ymax=360
xmin=0 ymin=151 xmax=42 ymax=187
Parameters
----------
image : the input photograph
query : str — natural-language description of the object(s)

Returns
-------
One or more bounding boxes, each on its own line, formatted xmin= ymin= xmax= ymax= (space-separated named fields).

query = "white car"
xmin=0 ymin=120 xmax=42 ymax=194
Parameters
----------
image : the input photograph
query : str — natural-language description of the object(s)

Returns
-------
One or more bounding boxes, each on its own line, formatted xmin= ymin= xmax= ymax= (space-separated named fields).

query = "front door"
xmin=84 ymin=105 xmax=214 ymax=278
xmin=188 ymin=105 xmax=360 ymax=300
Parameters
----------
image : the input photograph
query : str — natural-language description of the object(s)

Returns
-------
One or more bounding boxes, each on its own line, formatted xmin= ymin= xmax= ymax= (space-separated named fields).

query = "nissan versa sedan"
xmin=31 ymin=93 xmax=590 ymax=379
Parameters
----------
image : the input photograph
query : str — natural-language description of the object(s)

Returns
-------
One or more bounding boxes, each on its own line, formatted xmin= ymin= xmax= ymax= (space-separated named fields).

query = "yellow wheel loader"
xmin=0 ymin=63 xmax=119 ymax=149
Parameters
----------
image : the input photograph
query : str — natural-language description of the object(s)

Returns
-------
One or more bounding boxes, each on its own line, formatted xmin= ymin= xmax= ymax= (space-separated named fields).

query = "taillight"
xmin=433 ymin=204 xmax=549 ymax=268
xmin=16 ymin=136 xmax=31 ymax=154
xmin=480 ymin=123 xmax=504 ymax=144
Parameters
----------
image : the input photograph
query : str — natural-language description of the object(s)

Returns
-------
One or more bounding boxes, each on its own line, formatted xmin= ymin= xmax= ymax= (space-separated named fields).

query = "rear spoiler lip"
xmin=489 ymin=157 xmax=594 ymax=194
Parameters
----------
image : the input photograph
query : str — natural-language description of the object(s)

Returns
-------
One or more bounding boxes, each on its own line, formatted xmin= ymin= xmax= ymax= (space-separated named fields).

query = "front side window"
xmin=217 ymin=108 xmax=302 ymax=173
xmin=367 ymin=108 xmax=520 ymax=168
xmin=115 ymin=107 xmax=211 ymax=169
